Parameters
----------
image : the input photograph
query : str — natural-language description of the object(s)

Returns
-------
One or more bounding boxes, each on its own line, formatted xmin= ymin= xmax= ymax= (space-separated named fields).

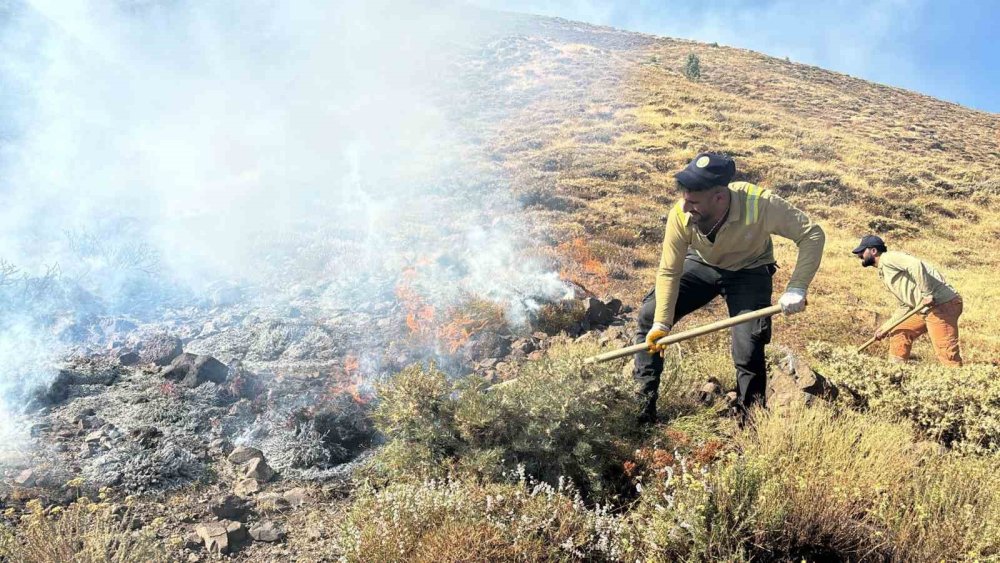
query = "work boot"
xmin=730 ymin=404 xmax=748 ymax=429
xmin=637 ymin=396 xmax=657 ymax=426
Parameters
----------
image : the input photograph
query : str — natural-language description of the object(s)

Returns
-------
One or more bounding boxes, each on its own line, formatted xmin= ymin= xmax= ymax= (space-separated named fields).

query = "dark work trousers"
xmin=634 ymin=257 xmax=775 ymax=418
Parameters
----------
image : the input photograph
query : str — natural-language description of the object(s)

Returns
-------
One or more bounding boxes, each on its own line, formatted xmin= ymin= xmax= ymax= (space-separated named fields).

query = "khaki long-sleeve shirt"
xmin=877 ymin=251 xmax=959 ymax=330
xmin=654 ymin=182 xmax=826 ymax=326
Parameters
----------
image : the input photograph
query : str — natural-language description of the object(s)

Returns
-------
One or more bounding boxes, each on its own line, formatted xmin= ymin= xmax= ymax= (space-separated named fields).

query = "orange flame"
xmin=395 ymin=256 xmax=508 ymax=354
xmin=556 ymin=238 xmax=608 ymax=289
xmin=328 ymin=354 xmax=371 ymax=405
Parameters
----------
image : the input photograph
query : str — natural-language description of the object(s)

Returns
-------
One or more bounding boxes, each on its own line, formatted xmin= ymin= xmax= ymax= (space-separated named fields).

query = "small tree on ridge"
xmin=684 ymin=53 xmax=701 ymax=81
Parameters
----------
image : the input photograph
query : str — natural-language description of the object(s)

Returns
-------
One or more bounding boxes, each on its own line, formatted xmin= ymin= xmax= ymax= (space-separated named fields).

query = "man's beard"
xmin=862 ymin=255 xmax=876 ymax=267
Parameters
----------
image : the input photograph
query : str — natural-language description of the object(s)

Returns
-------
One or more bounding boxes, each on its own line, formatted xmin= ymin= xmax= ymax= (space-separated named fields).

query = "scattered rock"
xmin=767 ymin=373 xmax=802 ymax=408
xmin=117 ymin=351 xmax=141 ymax=366
xmin=697 ymin=378 xmax=722 ymax=405
xmin=794 ymin=364 xmax=838 ymax=400
xmin=195 ymin=520 xmax=247 ymax=555
xmin=255 ymin=493 xmax=291 ymax=514
xmin=101 ymin=317 xmax=138 ymax=338
xmin=605 ymin=298 xmax=623 ymax=316
xmin=139 ymin=333 xmax=183 ymax=366
xmin=209 ymin=438 xmax=233 ymax=456
xmin=195 ymin=522 xmax=230 ymax=554
xmin=73 ymin=416 xmax=94 ymax=430
xmin=228 ymin=446 xmax=264 ymax=465
xmin=243 ymin=457 xmax=275 ymax=482
xmin=209 ymin=282 xmax=243 ymax=307
xmin=249 ymin=520 xmax=285 ymax=542
xmin=584 ymin=297 xmax=614 ymax=326
xmin=226 ymin=520 xmax=247 ymax=543
xmin=183 ymin=531 xmax=202 ymax=550
xmin=161 ymin=353 xmax=229 ymax=388
xmin=14 ymin=468 xmax=35 ymax=487
xmin=29 ymin=370 xmax=73 ymax=409
xmin=768 ymin=351 xmax=839 ymax=407
xmin=283 ymin=487 xmax=308 ymax=508
xmin=210 ymin=494 xmax=250 ymax=521
xmin=198 ymin=321 xmax=219 ymax=338
xmin=234 ymin=478 xmax=260 ymax=497
xmin=84 ymin=430 xmax=105 ymax=443
xmin=511 ymin=338 xmax=537 ymax=355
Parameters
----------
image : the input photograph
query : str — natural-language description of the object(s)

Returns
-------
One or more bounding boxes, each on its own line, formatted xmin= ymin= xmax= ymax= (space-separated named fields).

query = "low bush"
xmin=621 ymin=403 xmax=1000 ymax=561
xmin=353 ymin=339 xmax=1000 ymax=561
xmin=334 ymin=472 xmax=626 ymax=562
xmin=0 ymin=497 xmax=167 ymax=563
xmin=371 ymin=342 xmax=642 ymax=502
xmin=809 ymin=343 xmax=1000 ymax=453
xmin=746 ymin=403 xmax=1000 ymax=561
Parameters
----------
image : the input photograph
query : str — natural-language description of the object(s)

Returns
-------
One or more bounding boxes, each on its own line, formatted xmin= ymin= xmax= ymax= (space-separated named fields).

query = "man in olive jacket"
xmin=634 ymin=153 xmax=826 ymax=424
xmin=853 ymin=235 xmax=963 ymax=366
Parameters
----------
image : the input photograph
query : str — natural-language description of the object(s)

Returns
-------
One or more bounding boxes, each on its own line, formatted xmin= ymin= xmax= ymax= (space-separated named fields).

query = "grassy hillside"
xmin=4 ymin=11 xmax=998 ymax=563
xmin=464 ymin=13 xmax=1000 ymax=361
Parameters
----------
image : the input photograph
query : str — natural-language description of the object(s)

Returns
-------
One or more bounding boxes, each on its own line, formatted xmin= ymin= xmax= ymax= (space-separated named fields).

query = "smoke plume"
xmin=0 ymin=1 xmax=568 ymax=456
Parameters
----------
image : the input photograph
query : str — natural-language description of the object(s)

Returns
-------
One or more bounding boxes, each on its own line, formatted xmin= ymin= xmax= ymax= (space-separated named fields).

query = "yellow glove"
xmin=645 ymin=323 xmax=671 ymax=354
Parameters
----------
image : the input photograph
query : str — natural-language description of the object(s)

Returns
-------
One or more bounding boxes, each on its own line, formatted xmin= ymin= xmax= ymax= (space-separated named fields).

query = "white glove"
xmin=778 ymin=288 xmax=807 ymax=315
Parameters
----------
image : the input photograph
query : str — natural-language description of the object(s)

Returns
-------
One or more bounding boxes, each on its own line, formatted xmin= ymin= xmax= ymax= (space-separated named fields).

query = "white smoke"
xmin=0 ymin=0 xmax=569 ymax=455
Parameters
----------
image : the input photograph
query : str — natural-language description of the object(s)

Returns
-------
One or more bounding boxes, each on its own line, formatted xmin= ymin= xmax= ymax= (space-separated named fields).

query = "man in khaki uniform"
xmin=852 ymin=235 xmax=963 ymax=366
xmin=634 ymin=153 xmax=826 ymax=424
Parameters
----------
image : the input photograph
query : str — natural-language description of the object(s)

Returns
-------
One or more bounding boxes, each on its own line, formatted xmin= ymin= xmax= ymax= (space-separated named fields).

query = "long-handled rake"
xmin=855 ymin=303 xmax=928 ymax=353
xmin=583 ymin=304 xmax=783 ymax=364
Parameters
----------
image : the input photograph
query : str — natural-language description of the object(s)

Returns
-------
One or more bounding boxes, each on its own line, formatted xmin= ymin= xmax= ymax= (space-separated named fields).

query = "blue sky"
xmin=474 ymin=0 xmax=999 ymax=113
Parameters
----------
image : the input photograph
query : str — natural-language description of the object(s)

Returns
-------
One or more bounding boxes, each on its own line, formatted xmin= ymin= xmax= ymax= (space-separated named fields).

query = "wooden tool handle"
xmin=584 ymin=304 xmax=784 ymax=364
xmin=856 ymin=304 xmax=928 ymax=353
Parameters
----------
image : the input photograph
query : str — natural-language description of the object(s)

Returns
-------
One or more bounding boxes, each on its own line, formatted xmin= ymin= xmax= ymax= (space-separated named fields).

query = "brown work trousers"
xmin=888 ymin=296 xmax=963 ymax=366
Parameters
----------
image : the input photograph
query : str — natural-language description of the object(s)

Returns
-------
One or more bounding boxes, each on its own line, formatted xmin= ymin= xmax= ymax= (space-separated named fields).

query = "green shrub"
xmin=621 ymin=403 xmax=1000 ymax=561
xmin=370 ymin=342 xmax=642 ymax=502
xmin=683 ymin=53 xmax=701 ymax=81
xmin=364 ymin=342 xmax=1000 ymax=561
xmin=1 ymin=497 xmax=167 ymax=563
xmin=881 ymin=454 xmax=1000 ymax=561
xmin=742 ymin=403 xmax=1000 ymax=561
xmin=809 ymin=343 xmax=1000 ymax=453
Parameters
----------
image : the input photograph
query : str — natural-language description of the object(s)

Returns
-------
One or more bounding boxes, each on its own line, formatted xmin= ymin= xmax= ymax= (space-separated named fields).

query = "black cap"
xmin=675 ymin=152 xmax=736 ymax=191
xmin=852 ymin=234 xmax=886 ymax=254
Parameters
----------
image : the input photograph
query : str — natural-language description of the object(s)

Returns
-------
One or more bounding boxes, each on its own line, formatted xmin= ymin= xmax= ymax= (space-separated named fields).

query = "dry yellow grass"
xmin=465 ymin=24 xmax=1000 ymax=361
xmin=336 ymin=17 xmax=1000 ymax=563
xmin=0 ymin=497 xmax=167 ymax=563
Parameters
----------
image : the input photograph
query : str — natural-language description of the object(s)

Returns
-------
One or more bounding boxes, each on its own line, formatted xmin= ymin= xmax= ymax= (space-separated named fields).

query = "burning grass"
xmin=396 ymin=261 xmax=514 ymax=357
